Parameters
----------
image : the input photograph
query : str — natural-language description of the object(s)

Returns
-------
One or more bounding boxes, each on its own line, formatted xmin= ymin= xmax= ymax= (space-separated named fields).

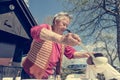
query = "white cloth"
xmin=85 ymin=63 xmax=120 ymax=80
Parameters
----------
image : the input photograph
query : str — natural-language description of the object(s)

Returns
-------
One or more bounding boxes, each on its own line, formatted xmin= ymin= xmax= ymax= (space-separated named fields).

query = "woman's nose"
xmin=63 ymin=25 xmax=67 ymax=30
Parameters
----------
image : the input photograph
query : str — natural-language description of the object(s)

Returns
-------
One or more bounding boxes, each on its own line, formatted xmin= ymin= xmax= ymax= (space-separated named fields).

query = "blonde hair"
xmin=53 ymin=12 xmax=72 ymax=24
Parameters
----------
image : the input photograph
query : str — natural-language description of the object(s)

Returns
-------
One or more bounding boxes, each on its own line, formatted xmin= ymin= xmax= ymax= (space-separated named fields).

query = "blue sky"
xmin=29 ymin=0 xmax=64 ymax=24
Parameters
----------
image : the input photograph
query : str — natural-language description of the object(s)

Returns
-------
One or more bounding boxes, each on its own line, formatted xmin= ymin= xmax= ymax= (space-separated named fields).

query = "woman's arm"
xmin=73 ymin=51 xmax=90 ymax=58
xmin=40 ymin=28 xmax=81 ymax=46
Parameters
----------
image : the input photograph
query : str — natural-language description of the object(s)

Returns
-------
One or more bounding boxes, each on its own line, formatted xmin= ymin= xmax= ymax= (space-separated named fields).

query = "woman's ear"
xmin=54 ymin=20 xmax=57 ymax=25
xmin=54 ymin=20 xmax=59 ymax=25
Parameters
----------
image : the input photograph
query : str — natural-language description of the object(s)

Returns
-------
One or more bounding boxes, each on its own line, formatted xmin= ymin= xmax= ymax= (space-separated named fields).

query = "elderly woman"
xmin=21 ymin=12 xmax=91 ymax=79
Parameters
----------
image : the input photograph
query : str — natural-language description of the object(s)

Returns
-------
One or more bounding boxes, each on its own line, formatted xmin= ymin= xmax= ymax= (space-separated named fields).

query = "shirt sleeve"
xmin=64 ymin=45 xmax=76 ymax=59
xmin=31 ymin=24 xmax=50 ymax=41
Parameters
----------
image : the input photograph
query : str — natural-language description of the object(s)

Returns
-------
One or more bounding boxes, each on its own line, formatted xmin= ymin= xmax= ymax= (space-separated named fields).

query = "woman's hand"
xmin=61 ymin=33 xmax=81 ymax=46
xmin=81 ymin=52 xmax=90 ymax=58
xmin=73 ymin=52 xmax=93 ymax=58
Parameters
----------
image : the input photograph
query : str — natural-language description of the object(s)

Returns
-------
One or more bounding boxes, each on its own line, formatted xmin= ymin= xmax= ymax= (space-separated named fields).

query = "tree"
xmin=61 ymin=0 xmax=120 ymax=63
xmin=93 ymin=33 xmax=118 ymax=66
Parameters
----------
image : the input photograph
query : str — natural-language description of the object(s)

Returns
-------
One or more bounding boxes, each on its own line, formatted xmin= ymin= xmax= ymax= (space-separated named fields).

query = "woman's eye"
xmin=63 ymin=23 xmax=67 ymax=26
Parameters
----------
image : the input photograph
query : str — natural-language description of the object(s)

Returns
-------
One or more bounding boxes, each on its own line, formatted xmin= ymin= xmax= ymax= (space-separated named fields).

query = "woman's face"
xmin=53 ymin=16 xmax=70 ymax=35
